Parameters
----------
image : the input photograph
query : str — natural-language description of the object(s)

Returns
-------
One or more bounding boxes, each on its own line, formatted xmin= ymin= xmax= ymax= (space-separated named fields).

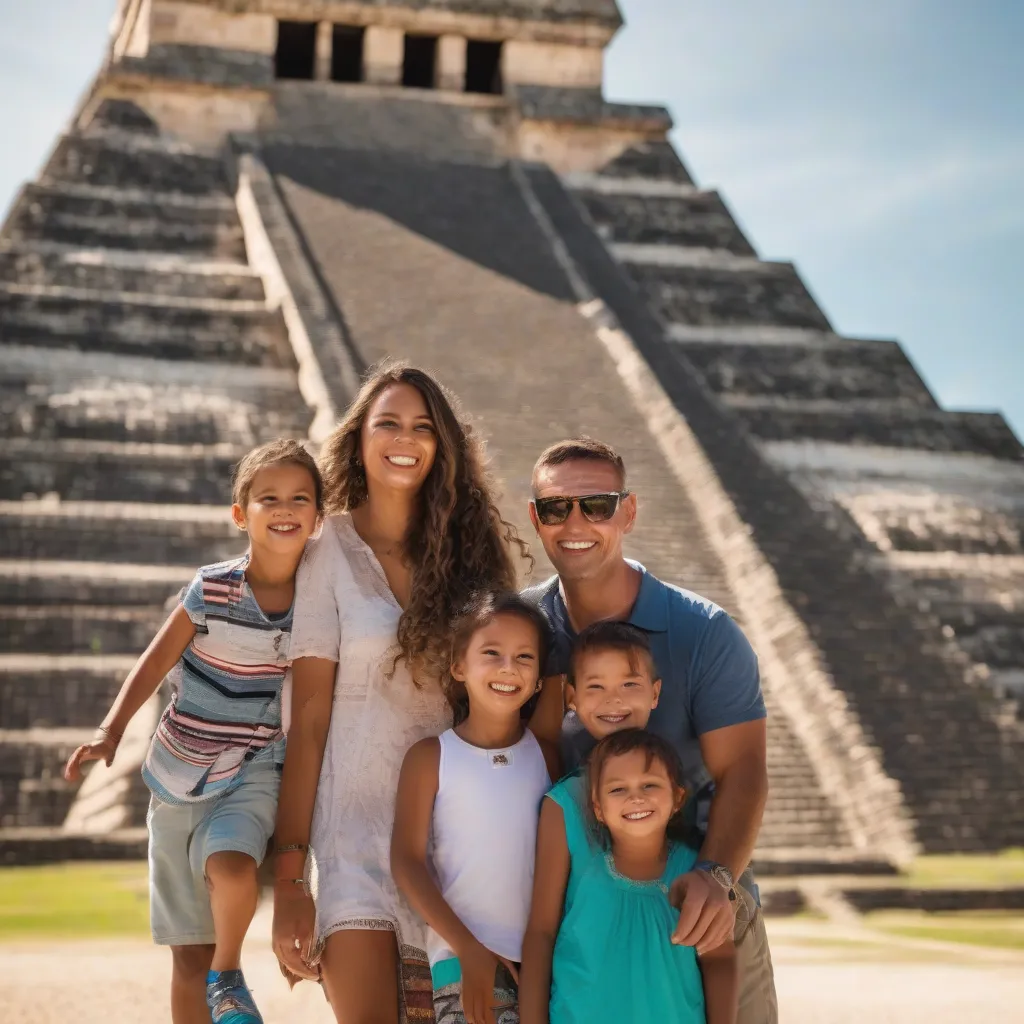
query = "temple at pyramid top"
xmin=107 ymin=0 xmax=665 ymax=166
xmin=114 ymin=0 xmax=629 ymax=89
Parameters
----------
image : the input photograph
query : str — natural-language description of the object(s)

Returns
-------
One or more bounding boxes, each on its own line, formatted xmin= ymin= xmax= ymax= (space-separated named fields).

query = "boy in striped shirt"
xmin=65 ymin=438 xmax=322 ymax=1024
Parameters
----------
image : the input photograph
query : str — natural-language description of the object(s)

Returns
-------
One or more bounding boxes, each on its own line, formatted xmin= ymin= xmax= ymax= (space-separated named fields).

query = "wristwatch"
xmin=694 ymin=859 xmax=737 ymax=902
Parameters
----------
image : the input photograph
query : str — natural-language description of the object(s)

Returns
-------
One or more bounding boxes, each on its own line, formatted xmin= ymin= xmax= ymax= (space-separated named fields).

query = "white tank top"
xmin=427 ymin=727 xmax=551 ymax=967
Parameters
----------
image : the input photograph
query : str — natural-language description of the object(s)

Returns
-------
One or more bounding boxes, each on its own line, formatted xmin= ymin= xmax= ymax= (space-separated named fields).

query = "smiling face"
xmin=453 ymin=611 xmax=543 ymax=718
xmin=593 ymin=750 xmax=683 ymax=843
xmin=232 ymin=462 xmax=319 ymax=556
xmin=569 ymin=647 xmax=661 ymax=740
xmin=530 ymin=459 xmax=636 ymax=583
xmin=360 ymin=382 xmax=438 ymax=497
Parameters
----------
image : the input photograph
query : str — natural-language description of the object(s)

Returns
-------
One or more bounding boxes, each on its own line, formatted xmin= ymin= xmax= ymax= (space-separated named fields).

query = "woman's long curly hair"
xmin=318 ymin=361 xmax=531 ymax=686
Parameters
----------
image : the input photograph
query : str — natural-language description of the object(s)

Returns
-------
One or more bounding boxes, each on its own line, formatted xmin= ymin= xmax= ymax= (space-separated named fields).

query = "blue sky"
xmin=1 ymin=0 xmax=1021 ymax=437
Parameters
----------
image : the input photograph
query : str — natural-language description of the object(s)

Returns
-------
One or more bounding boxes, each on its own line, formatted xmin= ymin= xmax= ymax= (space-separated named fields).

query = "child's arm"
xmin=392 ymin=739 xmax=513 ymax=1024
xmin=519 ymin=797 xmax=571 ymax=1024
xmin=527 ymin=674 xmax=566 ymax=748
xmin=530 ymin=734 xmax=563 ymax=784
xmin=698 ymin=939 xmax=738 ymax=1024
xmin=64 ymin=604 xmax=196 ymax=781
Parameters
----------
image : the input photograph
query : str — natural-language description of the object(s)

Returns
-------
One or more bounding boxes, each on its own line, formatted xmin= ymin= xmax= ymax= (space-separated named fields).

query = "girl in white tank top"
xmin=392 ymin=592 xmax=560 ymax=1024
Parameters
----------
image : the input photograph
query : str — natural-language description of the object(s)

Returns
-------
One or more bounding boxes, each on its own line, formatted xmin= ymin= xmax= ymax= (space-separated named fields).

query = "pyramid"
xmin=2 ymin=0 xmax=1022 ymax=867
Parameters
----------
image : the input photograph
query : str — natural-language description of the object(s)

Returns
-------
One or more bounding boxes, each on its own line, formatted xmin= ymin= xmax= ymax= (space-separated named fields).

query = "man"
xmin=524 ymin=437 xmax=777 ymax=1024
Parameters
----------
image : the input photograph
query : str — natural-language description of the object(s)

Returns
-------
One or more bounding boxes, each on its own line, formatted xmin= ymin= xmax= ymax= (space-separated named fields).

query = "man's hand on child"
xmin=64 ymin=730 xmax=120 ymax=782
xmin=668 ymin=869 xmax=735 ymax=956
xmin=460 ymin=940 xmax=518 ymax=1024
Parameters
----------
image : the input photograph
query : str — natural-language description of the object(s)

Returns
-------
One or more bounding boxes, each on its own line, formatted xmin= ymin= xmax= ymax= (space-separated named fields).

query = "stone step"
xmin=85 ymin=99 xmax=160 ymax=136
xmin=0 ymin=244 xmax=264 ymax=302
xmin=13 ymin=180 xmax=236 ymax=224
xmin=0 ymin=343 xmax=306 ymax=444
xmin=954 ymin=622 xmax=1024 ymax=671
xmin=0 ymin=560 xmax=191 ymax=607
xmin=0 ymin=288 xmax=291 ymax=367
xmin=774 ymin=461 xmax=1024 ymax=559
xmin=0 ymin=499 xmax=244 ymax=565
xmin=0 ymin=438 xmax=242 ymax=504
xmin=677 ymin=338 xmax=937 ymax=407
xmin=733 ymin=401 xmax=1021 ymax=460
xmin=762 ymin=792 xmax=848 ymax=814
xmin=0 ymin=729 xmax=88 ymax=829
xmin=595 ymin=140 xmax=694 ymax=183
xmin=761 ymin=818 xmax=843 ymax=839
xmin=574 ymin=187 xmax=756 ymax=254
xmin=0 ymin=375 xmax=311 ymax=447
xmin=7 ymin=182 xmax=244 ymax=259
xmin=0 ymin=654 xmax=136 ymax=730
xmin=752 ymin=850 xmax=898 ymax=876
xmin=0 ymin=827 xmax=149 ymax=866
xmin=0 ymin=605 xmax=164 ymax=655
xmin=622 ymin=259 xmax=831 ymax=331
xmin=45 ymin=132 xmax=231 ymax=197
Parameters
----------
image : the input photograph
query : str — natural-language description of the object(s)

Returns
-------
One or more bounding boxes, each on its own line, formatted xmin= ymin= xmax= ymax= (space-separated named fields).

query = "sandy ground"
xmin=2 ymin=914 xmax=1021 ymax=1023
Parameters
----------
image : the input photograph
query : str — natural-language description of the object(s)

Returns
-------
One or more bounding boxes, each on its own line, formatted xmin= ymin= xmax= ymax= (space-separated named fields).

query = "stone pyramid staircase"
xmin=551 ymin=141 xmax=1024 ymax=851
xmin=260 ymin=115 xmax=889 ymax=867
xmin=0 ymin=100 xmax=311 ymax=864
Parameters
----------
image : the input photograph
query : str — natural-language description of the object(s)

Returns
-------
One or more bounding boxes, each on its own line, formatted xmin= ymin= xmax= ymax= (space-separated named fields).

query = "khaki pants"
xmin=734 ymin=885 xmax=778 ymax=1024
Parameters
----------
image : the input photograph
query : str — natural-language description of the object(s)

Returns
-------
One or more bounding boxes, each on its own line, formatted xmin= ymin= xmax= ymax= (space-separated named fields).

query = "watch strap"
xmin=694 ymin=859 xmax=736 ymax=890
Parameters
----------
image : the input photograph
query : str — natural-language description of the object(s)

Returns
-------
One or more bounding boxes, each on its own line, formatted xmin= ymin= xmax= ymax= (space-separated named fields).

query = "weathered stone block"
xmin=679 ymin=340 xmax=936 ymax=405
xmin=628 ymin=261 xmax=831 ymax=330
xmin=0 ymin=291 xmax=291 ymax=367
xmin=577 ymin=188 xmax=755 ymax=252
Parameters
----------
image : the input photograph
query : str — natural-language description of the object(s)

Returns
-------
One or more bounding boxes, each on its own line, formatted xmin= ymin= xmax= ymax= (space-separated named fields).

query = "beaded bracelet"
xmin=275 ymin=843 xmax=307 ymax=855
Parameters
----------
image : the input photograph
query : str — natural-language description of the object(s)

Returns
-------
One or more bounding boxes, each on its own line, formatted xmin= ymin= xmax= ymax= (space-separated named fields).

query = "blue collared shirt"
xmin=525 ymin=562 xmax=766 ymax=829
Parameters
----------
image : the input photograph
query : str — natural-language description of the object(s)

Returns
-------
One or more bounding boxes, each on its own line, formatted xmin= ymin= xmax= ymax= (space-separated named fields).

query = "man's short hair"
xmin=569 ymin=620 xmax=658 ymax=687
xmin=532 ymin=437 xmax=626 ymax=492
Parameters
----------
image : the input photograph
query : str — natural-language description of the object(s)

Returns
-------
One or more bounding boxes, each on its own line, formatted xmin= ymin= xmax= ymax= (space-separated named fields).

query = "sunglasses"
xmin=532 ymin=491 xmax=629 ymax=527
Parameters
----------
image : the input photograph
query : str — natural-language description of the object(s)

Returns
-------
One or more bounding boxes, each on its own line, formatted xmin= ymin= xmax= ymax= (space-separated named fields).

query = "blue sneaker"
xmin=206 ymin=969 xmax=263 ymax=1024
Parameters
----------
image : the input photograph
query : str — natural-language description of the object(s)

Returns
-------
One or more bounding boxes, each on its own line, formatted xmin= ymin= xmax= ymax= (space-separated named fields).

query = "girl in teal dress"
xmin=520 ymin=729 xmax=737 ymax=1024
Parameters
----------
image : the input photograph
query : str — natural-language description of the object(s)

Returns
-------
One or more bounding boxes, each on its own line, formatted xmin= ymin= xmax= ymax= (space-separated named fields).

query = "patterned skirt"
xmin=432 ymin=963 xmax=519 ymax=1024
xmin=305 ymin=920 xmax=435 ymax=1023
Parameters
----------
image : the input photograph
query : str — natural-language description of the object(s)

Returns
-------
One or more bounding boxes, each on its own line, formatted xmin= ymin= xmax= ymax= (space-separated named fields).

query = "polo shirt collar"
xmin=553 ymin=560 xmax=669 ymax=634
xmin=625 ymin=561 xmax=670 ymax=633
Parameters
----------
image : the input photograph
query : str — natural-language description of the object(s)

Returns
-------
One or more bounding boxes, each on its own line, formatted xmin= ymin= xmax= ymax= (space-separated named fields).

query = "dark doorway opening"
xmin=331 ymin=25 xmax=365 ymax=82
xmin=403 ymin=34 xmax=438 ymax=89
xmin=275 ymin=21 xmax=317 ymax=80
xmin=465 ymin=40 xmax=503 ymax=95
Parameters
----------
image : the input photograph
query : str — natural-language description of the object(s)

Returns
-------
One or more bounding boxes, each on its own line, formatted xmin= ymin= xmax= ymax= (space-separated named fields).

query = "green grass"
xmin=0 ymin=862 xmax=150 ymax=939
xmin=867 ymin=910 xmax=1024 ymax=951
xmin=899 ymin=849 xmax=1024 ymax=888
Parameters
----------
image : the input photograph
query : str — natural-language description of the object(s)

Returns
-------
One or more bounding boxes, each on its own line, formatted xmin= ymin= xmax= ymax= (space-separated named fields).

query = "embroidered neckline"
xmin=603 ymin=851 xmax=671 ymax=895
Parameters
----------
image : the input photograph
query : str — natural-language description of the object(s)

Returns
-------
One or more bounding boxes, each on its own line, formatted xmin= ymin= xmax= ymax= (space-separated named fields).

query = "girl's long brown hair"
xmin=444 ymin=590 xmax=552 ymax=721
xmin=318 ymin=361 xmax=531 ymax=685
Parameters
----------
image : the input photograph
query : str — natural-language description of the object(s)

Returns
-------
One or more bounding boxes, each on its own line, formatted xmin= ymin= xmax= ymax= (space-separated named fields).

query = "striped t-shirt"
xmin=142 ymin=555 xmax=291 ymax=805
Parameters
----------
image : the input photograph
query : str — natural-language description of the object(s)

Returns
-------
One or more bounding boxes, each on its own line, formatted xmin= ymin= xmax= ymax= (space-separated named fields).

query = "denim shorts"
xmin=147 ymin=759 xmax=280 ymax=945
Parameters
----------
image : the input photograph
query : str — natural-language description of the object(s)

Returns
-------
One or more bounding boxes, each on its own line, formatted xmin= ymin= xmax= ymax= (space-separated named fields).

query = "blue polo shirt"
xmin=524 ymin=562 xmax=766 ymax=834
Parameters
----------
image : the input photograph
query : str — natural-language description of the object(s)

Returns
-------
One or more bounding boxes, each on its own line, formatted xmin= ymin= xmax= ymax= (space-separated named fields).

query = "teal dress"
xmin=547 ymin=774 xmax=706 ymax=1024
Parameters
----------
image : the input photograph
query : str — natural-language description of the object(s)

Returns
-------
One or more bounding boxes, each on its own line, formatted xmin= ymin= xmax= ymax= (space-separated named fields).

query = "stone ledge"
xmin=0 ymin=828 xmax=148 ymax=867
xmin=843 ymin=886 xmax=1024 ymax=912
xmin=17 ymin=179 xmax=236 ymax=211
xmin=513 ymin=84 xmax=672 ymax=128
xmin=115 ymin=44 xmax=274 ymax=91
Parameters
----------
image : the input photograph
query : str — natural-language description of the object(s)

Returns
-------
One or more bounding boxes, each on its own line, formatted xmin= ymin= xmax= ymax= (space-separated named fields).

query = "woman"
xmin=272 ymin=362 xmax=528 ymax=1024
